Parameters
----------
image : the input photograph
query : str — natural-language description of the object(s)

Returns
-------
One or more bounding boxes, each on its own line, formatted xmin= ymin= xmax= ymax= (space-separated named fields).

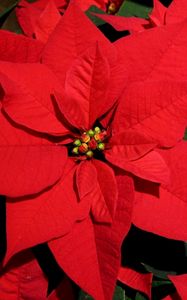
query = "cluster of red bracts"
xmin=0 ymin=0 xmax=187 ymax=300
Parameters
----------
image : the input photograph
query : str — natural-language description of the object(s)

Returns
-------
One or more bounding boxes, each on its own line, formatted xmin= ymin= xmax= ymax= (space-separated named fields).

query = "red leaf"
xmin=0 ymin=30 xmax=43 ymax=63
xmin=93 ymin=159 xmax=117 ymax=219
xmin=42 ymin=2 xmax=114 ymax=86
xmin=48 ymin=173 xmax=133 ymax=300
xmin=118 ymin=267 xmax=153 ymax=299
xmin=0 ymin=62 xmax=69 ymax=135
xmin=49 ymin=218 xmax=105 ymax=300
xmin=109 ymin=130 xmax=157 ymax=161
xmin=115 ymin=20 xmax=187 ymax=82
xmin=76 ymin=161 xmax=97 ymax=199
xmin=168 ymin=274 xmax=187 ymax=300
xmin=76 ymin=160 xmax=113 ymax=223
xmin=0 ymin=250 xmax=48 ymax=300
xmin=93 ymin=173 xmax=134 ymax=299
xmin=16 ymin=1 xmax=41 ymax=37
xmin=149 ymin=0 xmax=167 ymax=26
xmin=16 ymin=0 xmax=66 ymax=38
xmin=113 ymin=81 xmax=187 ymax=147
xmin=0 ymin=111 xmax=67 ymax=197
xmin=34 ymin=0 xmax=61 ymax=43
xmin=106 ymin=150 xmax=170 ymax=184
xmin=18 ymin=0 xmax=67 ymax=11
xmin=133 ymin=142 xmax=187 ymax=241
xmin=5 ymin=161 xmax=78 ymax=264
xmin=58 ymin=44 xmax=110 ymax=129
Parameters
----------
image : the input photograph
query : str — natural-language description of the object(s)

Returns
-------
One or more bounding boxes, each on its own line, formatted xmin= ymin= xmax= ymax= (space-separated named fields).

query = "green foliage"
xmin=117 ymin=0 xmax=152 ymax=18
xmin=79 ymin=290 xmax=93 ymax=300
xmin=113 ymin=285 xmax=125 ymax=300
xmin=0 ymin=0 xmax=22 ymax=33
xmin=184 ymin=129 xmax=187 ymax=140
xmin=135 ymin=292 xmax=147 ymax=300
xmin=0 ymin=0 xmax=18 ymax=18
xmin=85 ymin=5 xmax=106 ymax=27
xmin=152 ymin=279 xmax=172 ymax=288
xmin=142 ymin=263 xmax=177 ymax=279
xmin=79 ymin=285 xmax=125 ymax=300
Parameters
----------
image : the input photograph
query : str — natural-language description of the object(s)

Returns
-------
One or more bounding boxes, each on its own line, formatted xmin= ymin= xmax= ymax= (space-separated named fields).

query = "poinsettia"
xmin=1 ymin=2 xmax=187 ymax=300
xmin=16 ymin=0 xmax=108 ymax=42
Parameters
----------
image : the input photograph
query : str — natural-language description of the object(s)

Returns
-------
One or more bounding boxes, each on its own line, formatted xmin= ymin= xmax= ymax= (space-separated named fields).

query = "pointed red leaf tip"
xmin=76 ymin=160 xmax=116 ymax=223
xmin=56 ymin=43 xmax=110 ymax=130
xmin=49 ymin=218 xmax=105 ymax=300
xmin=34 ymin=0 xmax=61 ymax=43
xmin=149 ymin=0 xmax=167 ymax=26
xmin=93 ymin=173 xmax=134 ymax=300
xmin=0 ymin=30 xmax=43 ymax=63
xmin=0 ymin=62 xmax=70 ymax=136
xmin=118 ymin=267 xmax=153 ymax=299
xmin=0 ymin=251 xmax=48 ymax=300
xmin=0 ymin=111 xmax=67 ymax=198
xmin=109 ymin=130 xmax=157 ymax=161
xmin=16 ymin=0 xmax=67 ymax=38
xmin=115 ymin=19 xmax=187 ymax=82
xmin=113 ymin=81 xmax=187 ymax=147
xmin=133 ymin=141 xmax=187 ymax=241
xmin=42 ymin=1 xmax=115 ymax=85
xmin=168 ymin=274 xmax=187 ymax=300
xmin=149 ymin=0 xmax=187 ymax=29
xmin=4 ymin=161 xmax=79 ymax=264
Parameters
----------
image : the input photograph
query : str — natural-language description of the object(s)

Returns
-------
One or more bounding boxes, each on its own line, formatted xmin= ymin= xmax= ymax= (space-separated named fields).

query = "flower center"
xmin=72 ymin=126 xmax=107 ymax=159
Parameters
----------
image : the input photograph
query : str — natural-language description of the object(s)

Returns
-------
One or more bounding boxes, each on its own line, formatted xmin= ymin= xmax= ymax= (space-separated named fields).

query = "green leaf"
xmin=125 ymin=296 xmax=133 ymax=300
xmin=79 ymin=285 xmax=125 ymax=300
xmin=0 ymin=0 xmax=18 ymax=18
xmin=78 ymin=290 xmax=93 ymax=300
xmin=1 ymin=9 xmax=23 ymax=33
xmin=135 ymin=292 xmax=147 ymax=300
xmin=152 ymin=280 xmax=172 ymax=288
xmin=85 ymin=5 xmax=106 ymax=27
xmin=113 ymin=285 xmax=125 ymax=300
xmin=142 ymin=263 xmax=177 ymax=279
xmin=117 ymin=0 xmax=152 ymax=18
xmin=184 ymin=129 xmax=187 ymax=140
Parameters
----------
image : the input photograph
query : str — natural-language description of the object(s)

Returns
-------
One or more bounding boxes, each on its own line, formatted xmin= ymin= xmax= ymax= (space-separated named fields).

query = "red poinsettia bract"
xmin=16 ymin=0 xmax=108 ymax=42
